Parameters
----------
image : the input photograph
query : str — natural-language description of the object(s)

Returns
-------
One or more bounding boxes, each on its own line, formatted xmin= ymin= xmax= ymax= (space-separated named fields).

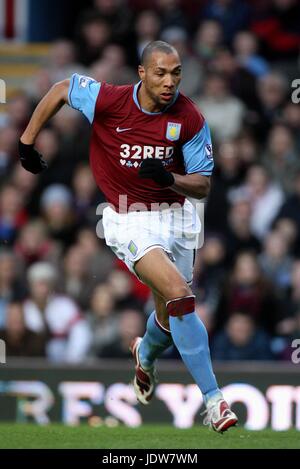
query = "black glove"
xmin=19 ymin=140 xmax=48 ymax=174
xmin=139 ymin=159 xmax=175 ymax=188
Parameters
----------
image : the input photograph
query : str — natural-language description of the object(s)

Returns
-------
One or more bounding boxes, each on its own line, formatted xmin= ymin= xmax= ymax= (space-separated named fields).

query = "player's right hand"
xmin=18 ymin=140 xmax=48 ymax=174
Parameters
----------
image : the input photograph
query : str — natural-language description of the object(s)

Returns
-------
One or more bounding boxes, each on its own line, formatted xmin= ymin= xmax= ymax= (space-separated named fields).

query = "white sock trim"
xmin=155 ymin=314 xmax=171 ymax=334
xmin=166 ymin=294 xmax=196 ymax=307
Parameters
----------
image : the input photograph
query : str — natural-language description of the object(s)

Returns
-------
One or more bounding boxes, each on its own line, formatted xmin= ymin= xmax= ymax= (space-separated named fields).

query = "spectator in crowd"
xmin=205 ymin=140 xmax=246 ymax=232
xmin=275 ymin=171 xmax=300 ymax=256
xmin=196 ymin=302 xmax=215 ymax=337
xmin=209 ymin=48 xmax=260 ymax=113
xmin=33 ymin=128 xmax=75 ymax=191
xmin=76 ymin=13 xmax=111 ymax=66
xmin=0 ymin=249 xmax=25 ymax=328
xmin=47 ymin=39 xmax=86 ymax=83
xmin=273 ymin=217 xmax=298 ymax=257
xmin=51 ymin=106 xmax=90 ymax=168
xmin=244 ymin=164 xmax=284 ymax=240
xmin=257 ymin=73 xmax=288 ymax=136
xmin=88 ymin=283 xmax=119 ymax=358
xmin=76 ymin=227 xmax=115 ymax=284
xmin=215 ymin=252 xmax=282 ymax=334
xmin=72 ymin=163 xmax=100 ymax=226
xmin=6 ymin=93 xmax=32 ymax=133
xmin=156 ymin=0 xmax=188 ymax=32
xmin=40 ymin=184 xmax=78 ymax=250
xmin=114 ymin=259 xmax=151 ymax=306
xmin=90 ymin=58 xmax=118 ymax=85
xmin=280 ymin=260 xmax=300 ymax=332
xmin=26 ymin=68 xmax=53 ymax=104
xmin=211 ymin=311 xmax=274 ymax=361
xmin=195 ymin=72 xmax=245 ymax=142
xmin=194 ymin=20 xmax=223 ymax=65
xmin=101 ymin=43 xmax=137 ymax=84
xmin=14 ymin=219 xmax=61 ymax=268
xmin=0 ymin=302 xmax=46 ymax=357
xmin=10 ymin=165 xmax=38 ymax=208
xmin=262 ymin=123 xmax=299 ymax=193
xmin=107 ymin=269 xmax=143 ymax=310
xmin=101 ymin=43 xmax=127 ymax=69
xmin=225 ymin=195 xmax=261 ymax=265
xmin=100 ymin=308 xmax=146 ymax=358
xmin=282 ymin=102 xmax=300 ymax=149
xmin=236 ymin=132 xmax=259 ymax=169
xmin=91 ymin=0 xmax=135 ymax=51
xmin=193 ymin=235 xmax=227 ymax=312
xmin=0 ymin=184 xmax=28 ymax=246
xmin=23 ymin=262 xmax=91 ymax=362
xmin=0 ymin=126 xmax=18 ymax=181
xmin=258 ymin=230 xmax=293 ymax=293
xmin=272 ymin=260 xmax=300 ymax=358
xmin=233 ymin=30 xmax=269 ymax=77
xmin=62 ymin=244 xmax=92 ymax=309
xmin=201 ymin=0 xmax=251 ymax=45
xmin=134 ymin=10 xmax=161 ymax=62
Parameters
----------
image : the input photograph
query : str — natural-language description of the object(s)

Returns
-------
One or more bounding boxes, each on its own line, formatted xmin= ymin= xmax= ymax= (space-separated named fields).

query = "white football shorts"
xmin=102 ymin=199 xmax=201 ymax=284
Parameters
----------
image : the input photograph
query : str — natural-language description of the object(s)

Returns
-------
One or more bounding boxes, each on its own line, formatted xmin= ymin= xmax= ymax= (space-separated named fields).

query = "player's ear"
xmin=138 ymin=65 xmax=145 ymax=81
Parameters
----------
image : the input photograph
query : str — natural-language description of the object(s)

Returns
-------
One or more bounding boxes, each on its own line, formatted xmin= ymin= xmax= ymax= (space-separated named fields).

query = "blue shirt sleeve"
xmin=182 ymin=121 xmax=214 ymax=175
xmin=68 ymin=73 xmax=101 ymax=124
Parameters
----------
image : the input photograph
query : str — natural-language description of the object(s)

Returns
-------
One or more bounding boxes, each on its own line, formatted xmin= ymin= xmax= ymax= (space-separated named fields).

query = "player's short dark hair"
xmin=141 ymin=41 xmax=178 ymax=66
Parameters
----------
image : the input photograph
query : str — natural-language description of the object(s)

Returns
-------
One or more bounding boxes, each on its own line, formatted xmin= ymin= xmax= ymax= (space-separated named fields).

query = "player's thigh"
xmin=134 ymin=247 xmax=192 ymax=301
xmin=153 ymin=292 xmax=170 ymax=331
xmin=173 ymin=241 xmax=196 ymax=286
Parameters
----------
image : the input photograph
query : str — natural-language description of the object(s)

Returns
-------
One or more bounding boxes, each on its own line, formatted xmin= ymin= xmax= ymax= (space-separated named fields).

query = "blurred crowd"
xmin=1 ymin=0 xmax=300 ymax=362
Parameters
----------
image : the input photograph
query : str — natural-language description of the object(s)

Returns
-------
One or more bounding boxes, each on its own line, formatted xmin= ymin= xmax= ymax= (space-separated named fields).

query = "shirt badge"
xmin=166 ymin=122 xmax=181 ymax=141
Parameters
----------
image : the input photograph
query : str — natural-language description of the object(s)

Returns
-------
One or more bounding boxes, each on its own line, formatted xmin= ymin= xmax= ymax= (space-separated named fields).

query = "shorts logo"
xmin=128 ymin=240 xmax=138 ymax=256
xmin=166 ymin=122 xmax=181 ymax=141
xmin=205 ymin=143 xmax=213 ymax=159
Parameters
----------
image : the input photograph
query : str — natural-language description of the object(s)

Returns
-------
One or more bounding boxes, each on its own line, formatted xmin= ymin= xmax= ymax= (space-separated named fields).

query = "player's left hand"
xmin=139 ymin=159 xmax=175 ymax=188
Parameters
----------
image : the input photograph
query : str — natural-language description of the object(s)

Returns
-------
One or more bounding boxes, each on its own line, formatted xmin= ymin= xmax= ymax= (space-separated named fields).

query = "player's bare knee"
xmin=164 ymin=282 xmax=192 ymax=302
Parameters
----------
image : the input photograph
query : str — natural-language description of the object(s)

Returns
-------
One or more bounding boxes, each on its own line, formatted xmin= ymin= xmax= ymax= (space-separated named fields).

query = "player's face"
xmin=139 ymin=51 xmax=182 ymax=110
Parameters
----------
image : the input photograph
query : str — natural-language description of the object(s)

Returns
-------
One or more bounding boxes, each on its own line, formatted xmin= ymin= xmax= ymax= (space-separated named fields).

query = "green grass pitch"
xmin=0 ymin=424 xmax=299 ymax=449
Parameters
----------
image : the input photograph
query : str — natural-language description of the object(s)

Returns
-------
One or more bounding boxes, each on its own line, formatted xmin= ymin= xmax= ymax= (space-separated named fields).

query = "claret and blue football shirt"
xmin=68 ymin=74 xmax=214 ymax=211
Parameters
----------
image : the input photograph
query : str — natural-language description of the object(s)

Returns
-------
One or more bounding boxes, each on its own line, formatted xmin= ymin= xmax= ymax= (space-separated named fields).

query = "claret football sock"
xmin=167 ymin=295 xmax=221 ymax=400
xmin=138 ymin=311 xmax=173 ymax=370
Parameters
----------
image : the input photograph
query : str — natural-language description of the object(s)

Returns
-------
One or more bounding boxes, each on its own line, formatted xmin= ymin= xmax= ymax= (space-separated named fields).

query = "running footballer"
xmin=19 ymin=41 xmax=238 ymax=433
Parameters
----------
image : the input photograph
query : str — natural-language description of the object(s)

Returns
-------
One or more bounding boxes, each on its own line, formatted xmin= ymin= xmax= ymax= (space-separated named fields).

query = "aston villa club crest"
xmin=166 ymin=122 xmax=181 ymax=141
